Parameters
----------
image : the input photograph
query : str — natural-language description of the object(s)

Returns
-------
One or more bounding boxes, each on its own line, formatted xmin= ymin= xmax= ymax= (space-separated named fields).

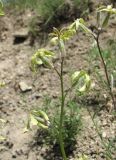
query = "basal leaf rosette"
xmin=31 ymin=48 xmax=55 ymax=71
xmin=71 ymin=71 xmax=91 ymax=95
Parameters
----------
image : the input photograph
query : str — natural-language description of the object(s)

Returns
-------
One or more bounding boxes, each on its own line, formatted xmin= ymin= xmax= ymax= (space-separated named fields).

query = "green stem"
xmin=59 ymin=57 xmax=67 ymax=160
xmin=95 ymin=34 xmax=116 ymax=109
xmin=53 ymin=58 xmax=67 ymax=160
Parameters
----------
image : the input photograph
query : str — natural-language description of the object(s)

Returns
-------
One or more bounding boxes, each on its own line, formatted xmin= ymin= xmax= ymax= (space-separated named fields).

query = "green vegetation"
xmin=3 ymin=0 xmax=89 ymax=30
xmin=88 ymin=39 xmax=116 ymax=91
xmin=93 ymin=5 xmax=116 ymax=109
xmin=27 ymin=19 xmax=92 ymax=160
xmin=3 ymin=0 xmax=38 ymax=9
xmin=26 ymin=4 xmax=116 ymax=160
xmin=5 ymin=0 xmax=64 ymax=21
xmin=0 ymin=1 xmax=116 ymax=159
xmin=46 ymin=99 xmax=82 ymax=149
xmin=0 ymin=0 xmax=4 ymax=15
xmin=36 ymin=0 xmax=65 ymax=25
xmin=73 ymin=0 xmax=89 ymax=15
xmin=27 ymin=97 xmax=82 ymax=152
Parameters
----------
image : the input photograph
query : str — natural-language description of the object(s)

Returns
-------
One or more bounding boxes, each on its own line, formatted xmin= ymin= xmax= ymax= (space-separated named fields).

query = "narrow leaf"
xmin=102 ymin=13 xmax=110 ymax=28
xmin=30 ymin=114 xmax=38 ymax=126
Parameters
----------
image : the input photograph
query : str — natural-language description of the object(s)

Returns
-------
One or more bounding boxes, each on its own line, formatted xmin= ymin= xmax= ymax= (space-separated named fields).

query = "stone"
xmin=19 ymin=81 xmax=32 ymax=92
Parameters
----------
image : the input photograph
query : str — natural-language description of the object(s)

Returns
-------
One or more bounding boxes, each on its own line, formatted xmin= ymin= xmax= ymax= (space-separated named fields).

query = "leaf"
xmin=61 ymin=28 xmax=76 ymax=41
xmin=79 ymin=19 xmax=94 ymax=35
xmin=32 ymin=110 xmax=49 ymax=122
xmin=80 ymin=23 xmax=92 ymax=34
xmin=30 ymin=114 xmax=38 ymax=126
xmin=50 ymin=18 xmax=93 ymax=46
xmin=97 ymin=5 xmax=116 ymax=14
xmin=53 ymin=27 xmax=60 ymax=36
xmin=97 ymin=5 xmax=106 ymax=12
xmin=71 ymin=70 xmax=91 ymax=94
xmin=71 ymin=71 xmax=87 ymax=86
xmin=50 ymin=27 xmax=76 ymax=46
xmin=58 ymin=39 xmax=66 ymax=57
xmin=102 ymin=13 xmax=110 ymax=28
xmin=37 ymin=122 xmax=48 ymax=129
xmin=27 ymin=110 xmax=50 ymax=130
xmin=42 ymin=49 xmax=55 ymax=57
xmin=0 ymin=0 xmax=4 ymax=16
xmin=40 ymin=56 xmax=54 ymax=68
xmin=69 ymin=19 xmax=80 ymax=31
xmin=24 ymin=111 xmax=49 ymax=133
xmin=31 ymin=48 xmax=55 ymax=71
xmin=69 ymin=18 xmax=95 ymax=37
xmin=79 ymin=18 xmax=86 ymax=25
xmin=0 ymin=9 xmax=4 ymax=15
xmin=97 ymin=5 xmax=116 ymax=28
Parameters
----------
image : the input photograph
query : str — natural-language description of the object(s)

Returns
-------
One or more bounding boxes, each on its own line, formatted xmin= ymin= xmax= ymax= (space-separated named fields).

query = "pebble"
xmin=19 ymin=81 xmax=32 ymax=92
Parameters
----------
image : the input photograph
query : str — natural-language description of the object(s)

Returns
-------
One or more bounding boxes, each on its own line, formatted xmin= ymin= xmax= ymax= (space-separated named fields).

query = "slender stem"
xmin=59 ymin=57 xmax=67 ymax=160
xmin=53 ymin=58 xmax=67 ymax=160
xmin=95 ymin=34 xmax=116 ymax=109
xmin=53 ymin=65 xmax=61 ymax=78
